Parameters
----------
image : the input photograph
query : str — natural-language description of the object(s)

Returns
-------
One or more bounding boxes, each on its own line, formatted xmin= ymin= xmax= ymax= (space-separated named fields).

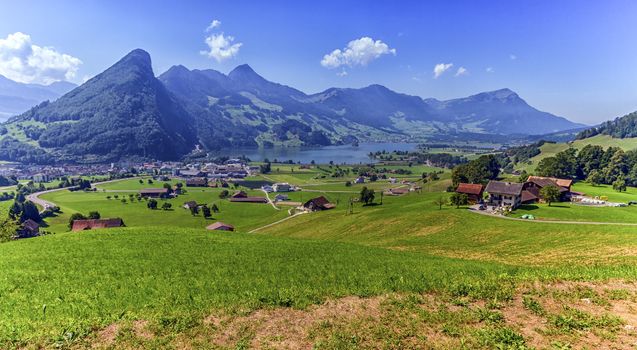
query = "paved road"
xmin=468 ymin=207 xmax=637 ymax=226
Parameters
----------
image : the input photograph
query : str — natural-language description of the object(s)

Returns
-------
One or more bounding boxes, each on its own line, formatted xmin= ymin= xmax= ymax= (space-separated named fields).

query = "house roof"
xmin=186 ymin=178 xmax=207 ymax=184
xmin=72 ymin=218 xmax=124 ymax=231
xmin=304 ymin=196 xmax=334 ymax=209
xmin=521 ymin=190 xmax=539 ymax=202
xmin=526 ymin=177 xmax=568 ymax=192
xmin=183 ymin=201 xmax=198 ymax=208
xmin=527 ymin=176 xmax=573 ymax=188
xmin=231 ymin=190 xmax=248 ymax=198
xmin=229 ymin=197 xmax=268 ymax=203
xmin=206 ymin=222 xmax=234 ymax=231
xmin=485 ymin=181 xmax=524 ymax=196
xmin=22 ymin=219 xmax=39 ymax=232
xmin=456 ymin=183 xmax=484 ymax=195
xmin=139 ymin=188 xmax=168 ymax=194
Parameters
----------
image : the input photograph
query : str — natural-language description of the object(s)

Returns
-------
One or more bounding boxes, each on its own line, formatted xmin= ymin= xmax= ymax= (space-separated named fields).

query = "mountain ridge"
xmin=0 ymin=48 xmax=586 ymax=164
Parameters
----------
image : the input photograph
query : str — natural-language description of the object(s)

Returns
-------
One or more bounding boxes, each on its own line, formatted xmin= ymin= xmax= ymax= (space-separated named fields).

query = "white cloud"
xmin=509 ymin=54 xmax=517 ymax=60
xmin=336 ymin=69 xmax=348 ymax=77
xmin=201 ymin=32 xmax=242 ymax=62
xmin=320 ymin=37 xmax=396 ymax=69
xmin=433 ymin=63 xmax=453 ymax=78
xmin=206 ymin=19 xmax=221 ymax=31
xmin=455 ymin=66 xmax=468 ymax=77
xmin=0 ymin=32 xmax=82 ymax=84
xmin=486 ymin=67 xmax=494 ymax=73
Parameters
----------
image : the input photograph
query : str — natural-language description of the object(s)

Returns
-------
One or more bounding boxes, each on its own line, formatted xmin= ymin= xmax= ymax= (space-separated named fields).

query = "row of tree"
xmin=535 ymin=145 xmax=637 ymax=189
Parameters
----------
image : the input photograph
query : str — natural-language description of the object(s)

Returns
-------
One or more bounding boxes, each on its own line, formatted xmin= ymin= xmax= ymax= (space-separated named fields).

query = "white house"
xmin=273 ymin=183 xmax=292 ymax=192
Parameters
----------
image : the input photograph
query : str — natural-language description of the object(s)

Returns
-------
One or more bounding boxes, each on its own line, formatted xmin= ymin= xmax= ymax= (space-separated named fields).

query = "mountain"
xmin=0 ymin=75 xmax=77 ymax=121
xmin=7 ymin=49 xmax=197 ymax=162
xmin=425 ymin=88 xmax=586 ymax=135
xmin=576 ymin=111 xmax=637 ymax=140
xmin=0 ymin=49 xmax=585 ymax=164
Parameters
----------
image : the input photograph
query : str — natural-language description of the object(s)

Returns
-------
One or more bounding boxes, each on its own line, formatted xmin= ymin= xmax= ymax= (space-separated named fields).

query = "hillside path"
xmin=249 ymin=211 xmax=306 ymax=233
xmin=468 ymin=207 xmax=637 ymax=226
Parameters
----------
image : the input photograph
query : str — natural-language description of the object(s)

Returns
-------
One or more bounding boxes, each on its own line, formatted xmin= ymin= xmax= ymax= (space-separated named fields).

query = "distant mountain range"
xmin=0 ymin=75 xmax=76 ymax=121
xmin=0 ymin=48 xmax=585 ymax=163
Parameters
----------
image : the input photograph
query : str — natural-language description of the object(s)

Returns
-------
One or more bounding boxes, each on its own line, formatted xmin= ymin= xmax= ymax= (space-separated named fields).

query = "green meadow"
xmin=1 ymin=165 xmax=637 ymax=348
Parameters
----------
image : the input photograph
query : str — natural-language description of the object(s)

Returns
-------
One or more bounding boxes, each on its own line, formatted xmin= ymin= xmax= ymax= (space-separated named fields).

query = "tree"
xmin=161 ymin=202 xmax=172 ymax=210
xmin=189 ymin=205 xmax=199 ymax=216
xmin=433 ymin=196 xmax=447 ymax=210
xmin=586 ymin=169 xmax=603 ymax=186
xmin=19 ymin=201 xmax=41 ymax=223
xmin=518 ymin=170 xmax=529 ymax=183
xmin=612 ymin=178 xmax=627 ymax=192
xmin=449 ymin=192 xmax=469 ymax=208
xmin=68 ymin=213 xmax=87 ymax=229
xmin=211 ymin=203 xmax=219 ymax=213
xmin=87 ymin=211 xmax=101 ymax=219
xmin=539 ymin=185 xmax=561 ymax=206
xmin=147 ymin=198 xmax=158 ymax=209
xmin=219 ymin=190 xmax=230 ymax=199
xmin=345 ymin=181 xmax=352 ymax=187
xmin=359 ymin=186 xmax=375 ymax=205
xmin=121 ymin=198 xmax=127 ymax=204
xmin=202 ymin=205 xmax=212 ymax=219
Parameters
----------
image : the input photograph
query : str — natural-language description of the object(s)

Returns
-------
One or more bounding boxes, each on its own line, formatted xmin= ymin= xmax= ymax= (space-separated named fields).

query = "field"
xmin=516 ymin=135 xmax=637 ymax=172
xmin=2 ymin=165 xmax=637 ymax=348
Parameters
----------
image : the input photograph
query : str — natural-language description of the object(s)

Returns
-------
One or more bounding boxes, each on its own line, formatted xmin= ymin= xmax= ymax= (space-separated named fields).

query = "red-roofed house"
xmin=72 ymin=218 xmax=124 ymax=231
xmin=455 ymin=183 xmax=484 ymax=203
xmin=206 ymin=222 xmax=235 ymax=231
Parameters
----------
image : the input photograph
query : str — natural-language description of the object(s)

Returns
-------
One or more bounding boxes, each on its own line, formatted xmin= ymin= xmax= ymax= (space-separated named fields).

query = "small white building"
xmin=273 ymin=183 xmax=292 ymax=192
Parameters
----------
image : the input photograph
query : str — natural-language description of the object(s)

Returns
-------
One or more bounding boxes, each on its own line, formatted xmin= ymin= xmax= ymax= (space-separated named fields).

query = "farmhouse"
xmin=72 ymin=218 xmax=124 ymax=231
xmin=206 ymin=221 xmax=235 ymax=231
xmin=17 ymin=219 xmax=40 ymax=238
xmin=355 ymin=176 xmax=365 ymax=184
xmin=186 ymin=178 xmax=207 ymax=187
xmin=455 ymin=183 xmax=484 ymax=203
xmin=274 ymin=194 xmax=289 ymax=201
xmin=180 ymin=170 xmax=204 ymax=178
xmin=521 ymin=176 xmax=572 ymax=203
xmin=231 ymin=190 xmax=248 ymax=199
xmin=273 ymin=183 xmax=292 ymax=192
xmin=303 ymin=196 xmax=335 ymax=211
xmin=485 ymin=181 xmax=524 ymax=208
xmin=385 ymin=188 xmax=409 ymax=196
xmin=139 ymin=188 xmax=169 ymax=198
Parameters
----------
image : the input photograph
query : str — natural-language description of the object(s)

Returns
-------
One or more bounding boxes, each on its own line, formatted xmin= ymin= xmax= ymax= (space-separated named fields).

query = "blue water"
xmin=219 ymin=143 xmax=418 ymax=164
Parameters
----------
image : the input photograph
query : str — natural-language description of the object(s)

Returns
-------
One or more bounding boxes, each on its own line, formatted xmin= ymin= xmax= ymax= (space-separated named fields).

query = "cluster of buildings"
xmin=456 ymin=176 xmax=574 ymax=209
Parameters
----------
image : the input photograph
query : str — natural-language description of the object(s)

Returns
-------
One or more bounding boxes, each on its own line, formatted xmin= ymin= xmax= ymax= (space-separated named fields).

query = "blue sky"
xmin=1 ymin=0 xmax=636 ymax=124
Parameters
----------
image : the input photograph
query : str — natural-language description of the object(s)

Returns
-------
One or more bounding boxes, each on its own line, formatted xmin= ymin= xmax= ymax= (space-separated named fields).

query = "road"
xmin=249 ymin=211 xmax=306 ymax=233
xmin=259 ymin=189 xmax=281 ymax=210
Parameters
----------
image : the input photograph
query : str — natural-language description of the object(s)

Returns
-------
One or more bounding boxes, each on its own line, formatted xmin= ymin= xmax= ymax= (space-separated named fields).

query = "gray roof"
xmin=485 ymin=181 xmax=523 ymax=196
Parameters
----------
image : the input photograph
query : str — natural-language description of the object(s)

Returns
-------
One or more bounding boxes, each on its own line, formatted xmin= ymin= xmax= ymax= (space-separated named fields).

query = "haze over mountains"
xmin=0 ymin=75 xmax=76 ymax=121
xmin=0 ymin=49 xmax=585 ymax=163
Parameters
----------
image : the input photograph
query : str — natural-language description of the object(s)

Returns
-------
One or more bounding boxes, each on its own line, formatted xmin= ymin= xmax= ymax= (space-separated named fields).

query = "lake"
xmin=216 ymin=143 xmax=419 ymax=164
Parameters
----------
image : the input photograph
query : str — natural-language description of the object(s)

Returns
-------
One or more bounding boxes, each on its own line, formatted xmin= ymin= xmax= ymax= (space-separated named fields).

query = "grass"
xmin=260 ymin=191 xmax=637 ymax=268
xmin=3 ymin=165 xmax=637 ymax=348
xmin=572 ymin=181 xmax=637 ymax=202
xmin=0 ymin=228 xmax=517 ymax=348
xmin=40 ymin=186 xmax=288 ymax=233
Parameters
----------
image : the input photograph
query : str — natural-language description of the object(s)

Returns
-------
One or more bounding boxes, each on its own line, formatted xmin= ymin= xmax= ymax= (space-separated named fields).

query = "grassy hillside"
xmin=515 ymin=134 xmax=637 ymax=172
xmin=3 ymin=168 xmax=637 ymax=348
